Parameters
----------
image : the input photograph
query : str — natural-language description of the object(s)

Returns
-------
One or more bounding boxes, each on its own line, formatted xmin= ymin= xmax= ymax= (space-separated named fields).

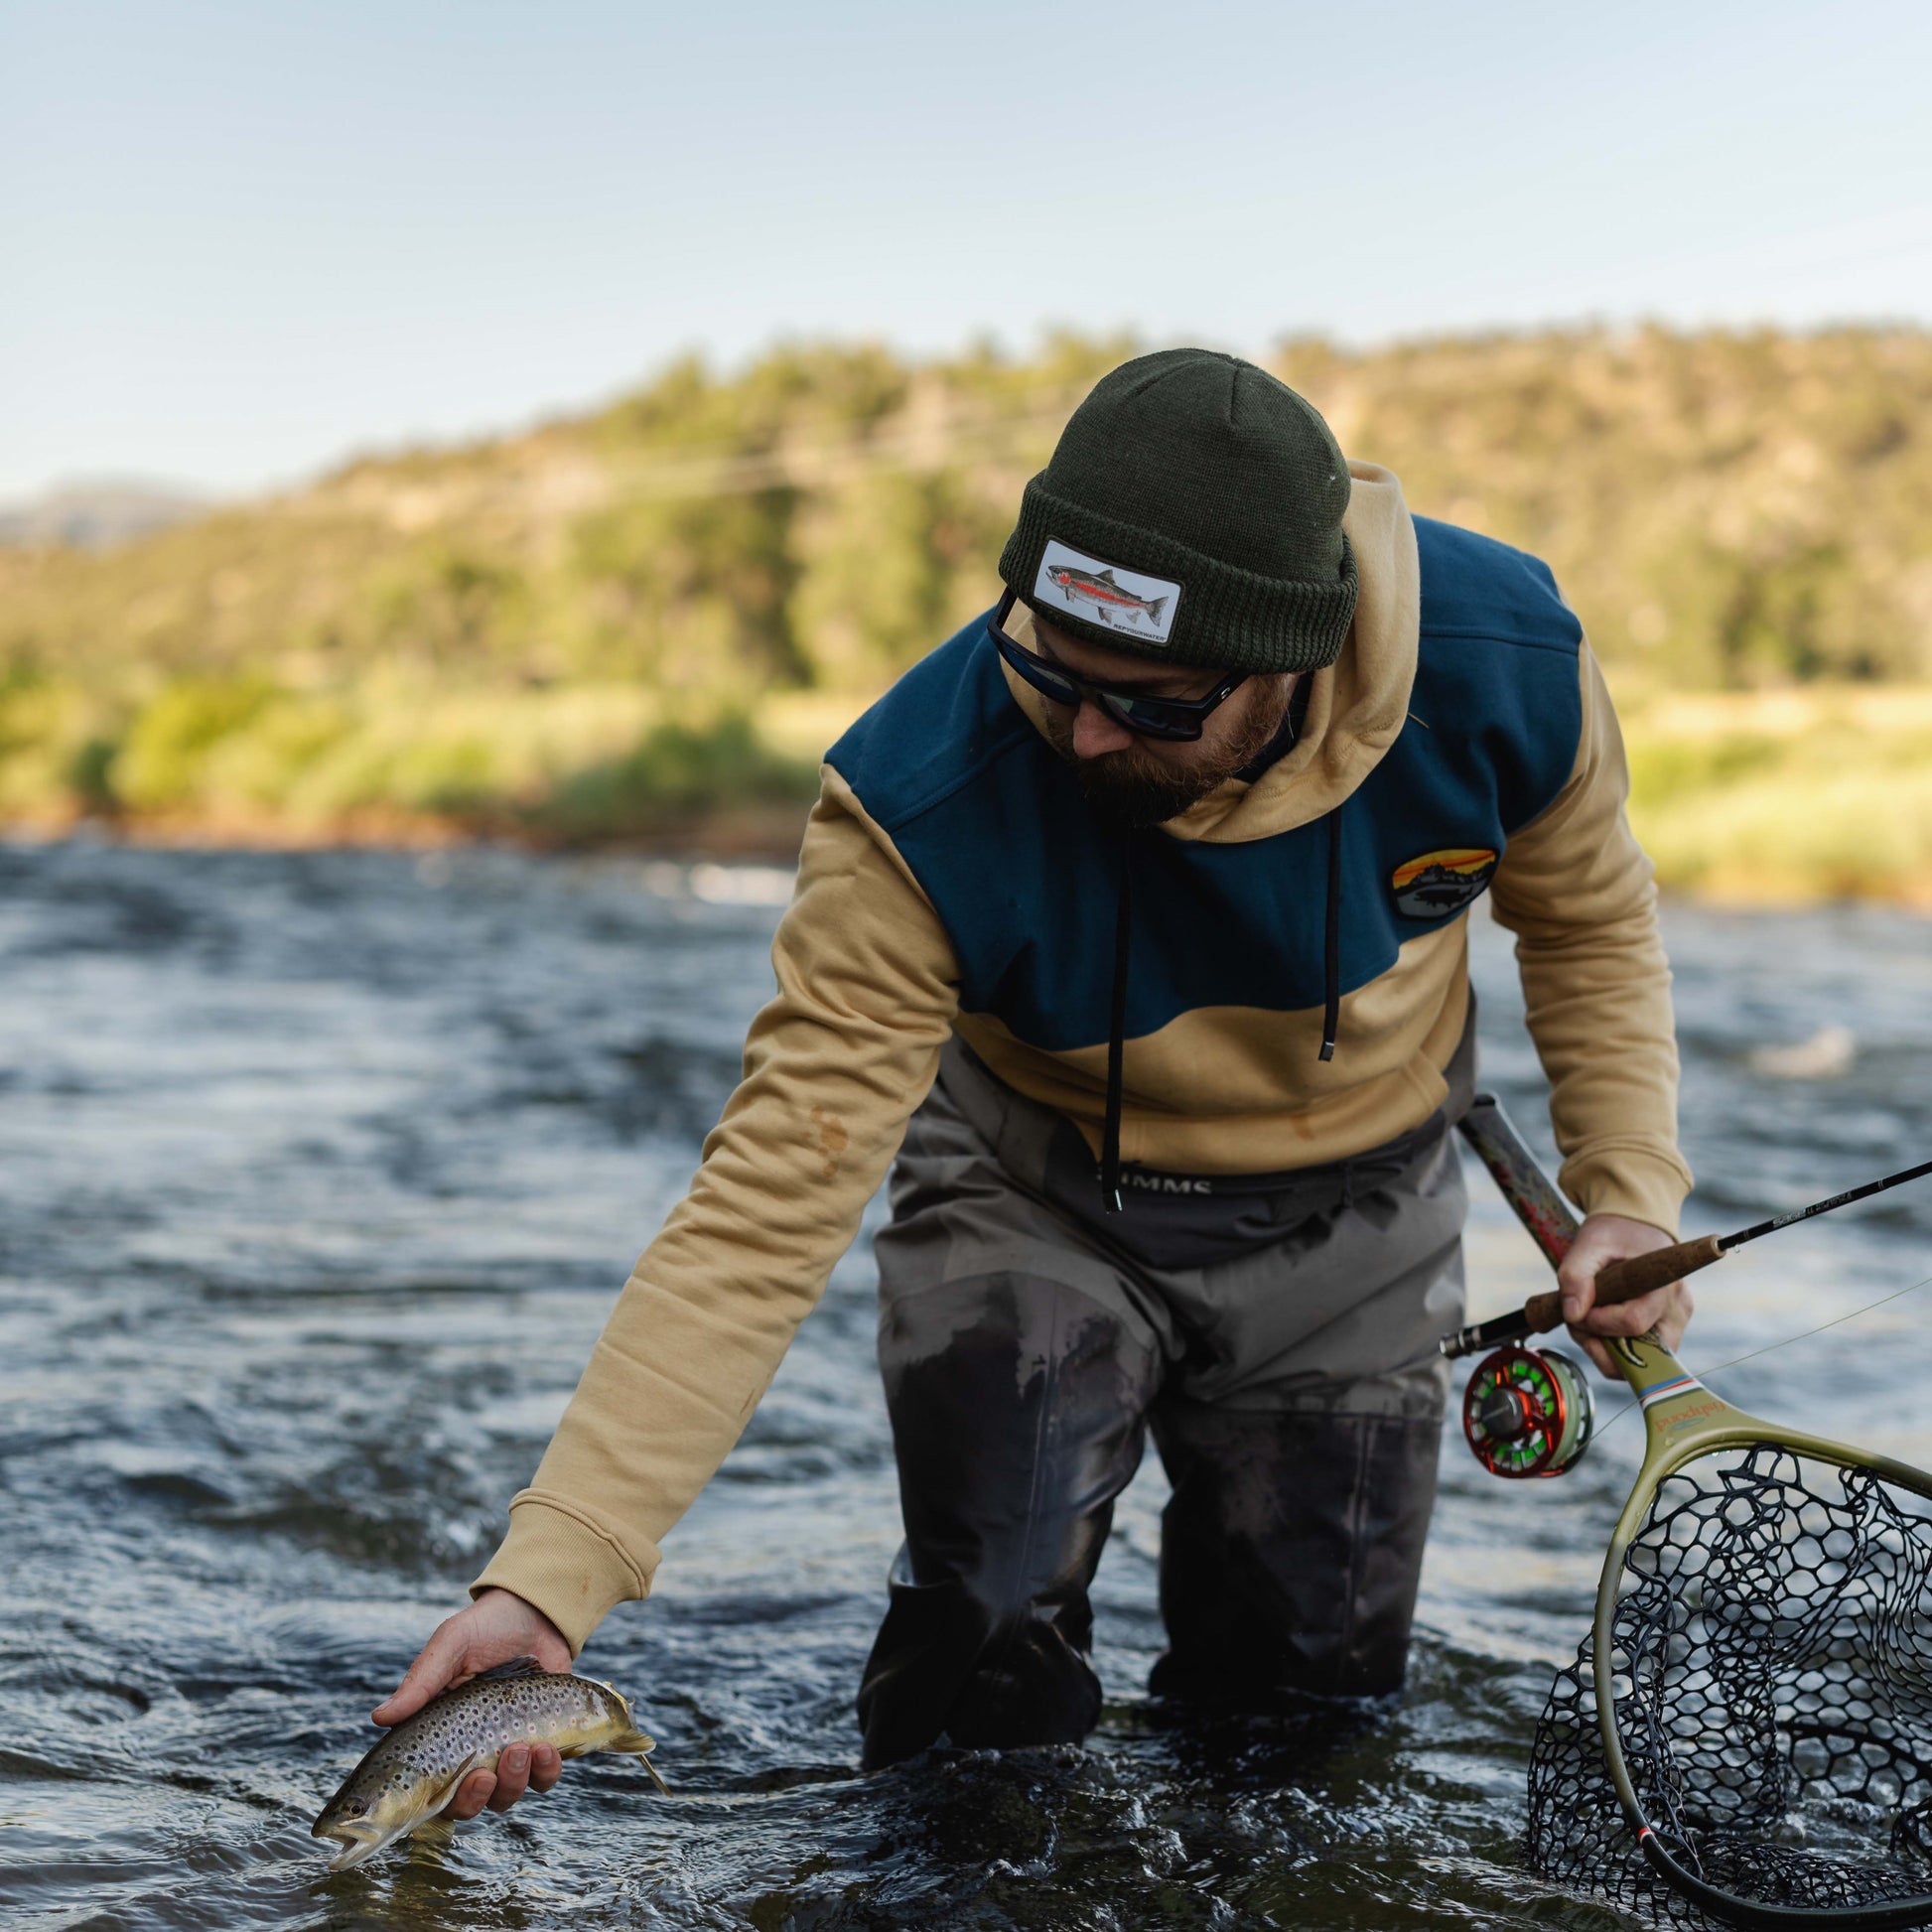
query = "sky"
xmin=3 ymin=0 xmax=1930 ymax=500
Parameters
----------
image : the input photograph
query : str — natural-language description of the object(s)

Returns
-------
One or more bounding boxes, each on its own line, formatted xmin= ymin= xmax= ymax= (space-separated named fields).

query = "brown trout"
xmin=312 ymin=1657 xmax=668 ymax=1869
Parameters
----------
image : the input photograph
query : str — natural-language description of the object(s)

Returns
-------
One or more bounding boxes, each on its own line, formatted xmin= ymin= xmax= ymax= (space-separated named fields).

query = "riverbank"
xmin=6 ymin=681 xmax=1931 ymax=905
xmin=9 ymin=327 xmax=1931 ymax=897
xmin=0 ymin=680 xmax=847 ymax=855
xmin=1621 ymin=685 xmax=1932 ymax=905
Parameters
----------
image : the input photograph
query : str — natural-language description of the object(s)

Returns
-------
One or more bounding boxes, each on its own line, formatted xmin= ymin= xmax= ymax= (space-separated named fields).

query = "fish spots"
xmin=809 ymin=1106 xmax=848 ymax=1180
xmin=316 ymin=1668 xmax=665 ymax=1867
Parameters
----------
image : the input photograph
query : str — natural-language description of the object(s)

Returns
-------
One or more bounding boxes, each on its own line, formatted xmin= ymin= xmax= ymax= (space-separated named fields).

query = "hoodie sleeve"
xmin=1487 ymin=643 xmax=1693 ymax=1234
xmin=470 ymin=770 xmax=960 ymax=1651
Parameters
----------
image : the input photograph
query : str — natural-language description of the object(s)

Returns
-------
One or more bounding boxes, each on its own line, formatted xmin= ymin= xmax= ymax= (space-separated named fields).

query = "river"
xmin=4 ymin=836 xmax=1931 ymax=1930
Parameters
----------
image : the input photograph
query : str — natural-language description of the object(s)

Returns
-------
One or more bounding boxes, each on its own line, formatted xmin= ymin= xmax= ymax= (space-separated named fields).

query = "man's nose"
xmin=1071 ymin=701 xmax=1135 ymax=759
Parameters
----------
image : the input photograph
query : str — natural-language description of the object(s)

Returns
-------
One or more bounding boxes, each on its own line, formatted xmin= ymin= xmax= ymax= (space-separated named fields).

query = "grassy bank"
xmin=0 ymin=670 xmax=852 ymax=850
xmin=1625 ymin=687 xmax=1932 ymax=905
xmin=6 ymin=662 xmax=1930 ymax=903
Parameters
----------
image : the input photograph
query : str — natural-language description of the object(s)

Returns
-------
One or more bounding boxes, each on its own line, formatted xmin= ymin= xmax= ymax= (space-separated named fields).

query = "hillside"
xmin=5 ymin=327 xmax=1931 ymax=894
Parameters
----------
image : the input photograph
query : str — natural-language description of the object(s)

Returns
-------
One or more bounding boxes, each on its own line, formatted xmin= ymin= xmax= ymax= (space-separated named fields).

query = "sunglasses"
xmin=988 ymin=591 xmax=1247 ymax=743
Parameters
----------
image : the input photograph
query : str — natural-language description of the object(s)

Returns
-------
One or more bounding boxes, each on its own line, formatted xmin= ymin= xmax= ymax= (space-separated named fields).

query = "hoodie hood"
xmin=1001 ymin=461 xmax=1420 ymax=845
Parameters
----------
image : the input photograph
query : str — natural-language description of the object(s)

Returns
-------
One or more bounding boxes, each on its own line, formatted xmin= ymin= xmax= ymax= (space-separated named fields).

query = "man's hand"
xmin=1557 ymin=1213 xmax=1692 ymax=1378
xmin=370 ymin=1587 xmax=573 ymax=1820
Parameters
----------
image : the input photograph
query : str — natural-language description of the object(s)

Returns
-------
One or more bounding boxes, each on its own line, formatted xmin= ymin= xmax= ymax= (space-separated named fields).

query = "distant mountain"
xmin=0 ymin=480 xmax=209 ymax=550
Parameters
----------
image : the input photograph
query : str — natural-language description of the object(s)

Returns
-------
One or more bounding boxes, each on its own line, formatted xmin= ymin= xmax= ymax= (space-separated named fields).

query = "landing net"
xmin=1527 ymin=1445 xmax=1932 ymax=1927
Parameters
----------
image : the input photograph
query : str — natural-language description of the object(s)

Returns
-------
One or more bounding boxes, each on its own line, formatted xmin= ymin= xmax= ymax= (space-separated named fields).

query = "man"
xmin=374 ymin=348 xmax=1692 ymax=1815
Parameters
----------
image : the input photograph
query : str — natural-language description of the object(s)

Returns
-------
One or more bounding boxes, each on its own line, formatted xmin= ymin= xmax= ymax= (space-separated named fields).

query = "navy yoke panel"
xmin=827 ymin=519 xmax=1584 ymax=1055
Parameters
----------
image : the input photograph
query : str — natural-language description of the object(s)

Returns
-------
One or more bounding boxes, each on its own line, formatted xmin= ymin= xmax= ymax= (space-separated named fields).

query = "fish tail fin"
xmin=1145 ymin=596 xmax=1168 ymax=623
xmin=612 ymin=1726 xmax=672 ymax=1795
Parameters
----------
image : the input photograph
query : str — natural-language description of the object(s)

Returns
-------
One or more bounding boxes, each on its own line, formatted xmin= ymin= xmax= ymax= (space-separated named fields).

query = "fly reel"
xmin=1461 ymin=1343 xmax=1594 ymax=1477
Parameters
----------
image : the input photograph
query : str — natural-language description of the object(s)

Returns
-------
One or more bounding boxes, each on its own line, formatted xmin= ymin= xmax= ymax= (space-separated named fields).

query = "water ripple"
xmin=4 ymin=842 xmax=1930 ymax=1928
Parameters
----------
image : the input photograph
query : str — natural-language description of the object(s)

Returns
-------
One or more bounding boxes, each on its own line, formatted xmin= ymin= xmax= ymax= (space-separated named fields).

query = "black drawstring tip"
xmin=1317 ymin=807 xmax=1343 ymax=1069
xmin=1100 ymin=833 xmax=1133 ymax=1215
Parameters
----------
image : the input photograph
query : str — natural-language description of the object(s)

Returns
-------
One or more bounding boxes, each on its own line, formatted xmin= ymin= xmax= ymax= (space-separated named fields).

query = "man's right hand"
xmin=371 ymin=1587 xmax=574 ymax=1820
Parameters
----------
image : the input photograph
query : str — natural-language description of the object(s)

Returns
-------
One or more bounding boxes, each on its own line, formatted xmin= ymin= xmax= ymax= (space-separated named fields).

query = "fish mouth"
xmin=314 ymin=1821 xmax=382 ymax=1871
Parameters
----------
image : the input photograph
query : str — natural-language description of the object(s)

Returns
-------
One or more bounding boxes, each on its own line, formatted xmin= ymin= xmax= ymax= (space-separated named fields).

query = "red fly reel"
xmin=1461 ymin=1343 xmax=1595 ymax=1477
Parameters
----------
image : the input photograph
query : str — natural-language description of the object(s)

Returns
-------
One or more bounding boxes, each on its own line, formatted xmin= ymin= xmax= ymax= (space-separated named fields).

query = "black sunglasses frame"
xmin=987 ymin=591 xmax=1247 ymax=743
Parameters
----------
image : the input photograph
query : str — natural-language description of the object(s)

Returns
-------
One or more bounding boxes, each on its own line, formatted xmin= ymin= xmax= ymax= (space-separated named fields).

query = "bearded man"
xmin=375 ymin=348 xmax=1693 ymax=1815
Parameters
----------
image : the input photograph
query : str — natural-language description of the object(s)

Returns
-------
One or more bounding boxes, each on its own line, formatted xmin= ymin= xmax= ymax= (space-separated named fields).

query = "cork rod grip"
xmin=1519 ymin=1234 xmax=1727 ymax=1335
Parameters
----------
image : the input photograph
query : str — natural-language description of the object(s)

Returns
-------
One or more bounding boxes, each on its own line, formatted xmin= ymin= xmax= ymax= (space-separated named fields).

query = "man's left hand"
xmin=1557 ymin=1213 xmax=1690 ymax=1378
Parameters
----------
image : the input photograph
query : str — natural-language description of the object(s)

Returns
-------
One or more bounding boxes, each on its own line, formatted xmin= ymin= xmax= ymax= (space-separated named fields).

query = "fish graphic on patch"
xmin=1033 ymin=538 xmax=1182 ymax=642
xmin=1047 ymin=562 xmax=1169 ymax=628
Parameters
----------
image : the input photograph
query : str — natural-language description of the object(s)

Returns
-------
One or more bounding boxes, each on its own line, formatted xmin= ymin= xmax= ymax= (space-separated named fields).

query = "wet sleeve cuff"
xmin=1559 ymin=1143 xmax=1694 ymax=1237
xmin=469 ymin=1492 xmax=660 ymax=1657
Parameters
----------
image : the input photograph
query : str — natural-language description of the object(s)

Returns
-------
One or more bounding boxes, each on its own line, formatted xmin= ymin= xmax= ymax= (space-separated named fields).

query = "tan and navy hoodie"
xmin=475 ymin=463 xmax=1690 ymax=1650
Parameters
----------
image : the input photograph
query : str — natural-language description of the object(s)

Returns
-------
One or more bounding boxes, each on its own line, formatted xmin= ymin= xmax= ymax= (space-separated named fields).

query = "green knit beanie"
xmin=998 ymin=347 xmax=1356 ymax=674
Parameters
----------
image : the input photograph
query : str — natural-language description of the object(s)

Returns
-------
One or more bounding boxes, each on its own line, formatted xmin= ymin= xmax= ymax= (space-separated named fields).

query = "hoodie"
xmin=472 ymin=463 xmax=1689 ymax=1651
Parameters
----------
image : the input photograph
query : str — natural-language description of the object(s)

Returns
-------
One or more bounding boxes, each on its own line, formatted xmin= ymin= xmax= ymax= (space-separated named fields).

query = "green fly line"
xmin=1589 ymin=1269 xmax=1932 ymax=1443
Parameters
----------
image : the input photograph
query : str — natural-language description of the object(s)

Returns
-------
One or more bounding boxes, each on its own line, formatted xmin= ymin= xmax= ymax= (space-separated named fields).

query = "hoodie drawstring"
xmin=1319 ymin=805 xmax=1341 ymax=1062
xmin=1099 ymin=805 xmax=1343 ymax=1212
xmin=1101 ymin=837 xmax=1133 ymax=1213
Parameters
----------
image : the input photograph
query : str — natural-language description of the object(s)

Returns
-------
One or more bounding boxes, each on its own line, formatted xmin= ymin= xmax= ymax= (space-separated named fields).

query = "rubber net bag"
xmin=1527 ymin=1446 xmax=1932 ymax=1927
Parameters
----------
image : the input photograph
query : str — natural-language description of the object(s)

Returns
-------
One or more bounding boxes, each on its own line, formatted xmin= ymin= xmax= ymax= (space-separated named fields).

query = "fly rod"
xmin=1445 ymin=1094 xmax=1932 ymax=1361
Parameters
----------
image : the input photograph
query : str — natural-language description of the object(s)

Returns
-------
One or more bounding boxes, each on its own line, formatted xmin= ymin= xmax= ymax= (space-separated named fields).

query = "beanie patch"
xmin=1033 ymin=538 xmax=1182 ymax=647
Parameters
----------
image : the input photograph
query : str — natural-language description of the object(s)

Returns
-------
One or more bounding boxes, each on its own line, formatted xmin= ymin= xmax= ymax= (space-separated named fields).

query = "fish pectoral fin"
xmin=610 ymin=1725 xmax=672 ymax=1796
xmin=406 ymin=1815 xmax=460 ymax=1850
xmin=421 ymin=1753 xmax=493 ymax=1822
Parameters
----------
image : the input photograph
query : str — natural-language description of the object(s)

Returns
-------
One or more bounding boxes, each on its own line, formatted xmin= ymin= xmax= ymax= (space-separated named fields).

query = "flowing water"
xmin=4 ymin=836 xmax=1931 ymax=1931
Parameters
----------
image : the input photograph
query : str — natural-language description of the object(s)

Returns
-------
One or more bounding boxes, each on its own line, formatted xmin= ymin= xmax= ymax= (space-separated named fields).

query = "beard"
xmin=1044 ymin=679 xmax=1295 ymax=829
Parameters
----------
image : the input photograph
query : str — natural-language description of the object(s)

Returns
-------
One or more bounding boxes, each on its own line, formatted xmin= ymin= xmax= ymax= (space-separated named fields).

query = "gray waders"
xmin=856 ymin=1032 xmax=1472 ymax=1769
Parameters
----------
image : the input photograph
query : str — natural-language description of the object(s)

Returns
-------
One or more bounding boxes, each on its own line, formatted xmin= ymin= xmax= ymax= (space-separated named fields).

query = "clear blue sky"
xmin=4 ymin=0 xmax=1929 ymax=499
